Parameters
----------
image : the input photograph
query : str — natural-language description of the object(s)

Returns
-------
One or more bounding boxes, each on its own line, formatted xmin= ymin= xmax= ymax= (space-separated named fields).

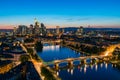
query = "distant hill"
xmin=0 ymin=27 xmax=120 ymax=33
xmin=47 ymin=27 xmax=120 ymax=32
xmin=0 ymin=29 xmax=13 ymax=32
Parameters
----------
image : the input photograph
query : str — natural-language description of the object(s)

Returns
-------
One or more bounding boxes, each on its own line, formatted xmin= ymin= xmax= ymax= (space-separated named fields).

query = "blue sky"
xmin=0 ymin=0 xmax=120 ymax=28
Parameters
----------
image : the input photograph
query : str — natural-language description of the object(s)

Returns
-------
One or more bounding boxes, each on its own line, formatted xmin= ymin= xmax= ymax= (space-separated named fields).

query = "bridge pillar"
xmin=95 ymin=58 xmax=99 ymax=64
xmin=90 ymin=58 xmax=93 ymax=64
xmin=81 ymin=59 xmax=86 ymax=64
xmin=54 ymin=63 xmax=59 ymax=70
xmin=91 ymin=58 xmax=96 ymax=64
xmin=103 ymin=57 xmax=110 ymax=62
xmin=107 ymin=57 xmax=110 ymax=61
xmin=84 ymin=59 xmax=87 ymax=64
xmin=110 ymin=56 xmax=113 ymax=60
xmin=99 ymin=58 xmax=103 ymax=63
xmin=68 ymin=61 xmax=73 ymax=68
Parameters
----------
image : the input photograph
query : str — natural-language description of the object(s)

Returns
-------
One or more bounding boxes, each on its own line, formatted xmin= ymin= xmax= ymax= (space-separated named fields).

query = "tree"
xmin=24 ymin=38 xmax=34 ymax=43
xmin=75 ymin=44 xmax=79 ymax=49
xmin=62 ymin=40 xmax=66 ymax=44
xmin=35 ymin=41 xmax=43 ymax=52
xmin=19 ymin=55 xmax=30 ymax=63
xmin=41 ymin=66 xmax=56 ymax=80
xmin=27 ymin=48 xmax=34 ymax=55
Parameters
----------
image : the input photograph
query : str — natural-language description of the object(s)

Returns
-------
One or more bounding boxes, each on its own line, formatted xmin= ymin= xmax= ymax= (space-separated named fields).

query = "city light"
xmin=0 ymin=0 xmax=120 ymax=79
xmin=102 ymin=44 xmax=120 ymax=56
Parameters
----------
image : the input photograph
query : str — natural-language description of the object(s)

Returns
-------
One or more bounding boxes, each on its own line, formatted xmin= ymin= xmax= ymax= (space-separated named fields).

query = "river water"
xmin=38 ymin=44 xmax=120 ymax=80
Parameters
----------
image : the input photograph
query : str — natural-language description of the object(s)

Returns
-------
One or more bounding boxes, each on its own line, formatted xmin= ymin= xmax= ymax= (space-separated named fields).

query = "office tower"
xmin=40 ymin=23 xmax=47 ymax=35
xmin=76 ymin=26 xmax=84 ymax=35
xmin=62 ymin=28 xmax=64 ymax=33
xmin=13 ymin=27 xmax=17 ymax=35
xmin=29 ymin=24 xmax=34 ymax=35
xmin=56 ymin=26 xmax=60 ymax=35
xmin=34 ymin=18 xmax=40 ymax=35
xmin=80 ymin=26 xmax=83 ymax=34
xmin=17 ymin=25 xmax=28 ymax=35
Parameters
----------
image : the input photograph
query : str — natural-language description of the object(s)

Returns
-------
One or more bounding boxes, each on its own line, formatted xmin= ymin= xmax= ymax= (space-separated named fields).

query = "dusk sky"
xmin=0 ymin=0 xmax=120 ymax=29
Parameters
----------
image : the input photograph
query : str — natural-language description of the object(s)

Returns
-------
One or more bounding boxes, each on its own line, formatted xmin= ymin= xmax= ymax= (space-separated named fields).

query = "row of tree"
xmin=62 ymin=41 xmax=106 ymax=55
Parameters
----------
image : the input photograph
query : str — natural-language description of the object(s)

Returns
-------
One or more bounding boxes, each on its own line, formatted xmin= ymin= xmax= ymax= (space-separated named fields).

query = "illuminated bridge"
xmin=41 ymin=39 xmax=62 ymax=44
xmin=44 ymin=55 xmax=112 ymax=69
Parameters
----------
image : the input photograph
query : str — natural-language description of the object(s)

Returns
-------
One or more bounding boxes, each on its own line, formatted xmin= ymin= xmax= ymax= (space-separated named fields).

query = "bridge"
xmin=41 ymin=39 xmax=62 ymax=44
xmin=44 ymin=55 xmax=112 ymax=70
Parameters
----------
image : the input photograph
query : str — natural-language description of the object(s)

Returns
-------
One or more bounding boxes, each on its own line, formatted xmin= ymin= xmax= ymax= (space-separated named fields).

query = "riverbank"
xmin=61 ymin=40 xmax=106 ymax=56
xmin=25 ymin=44 xmax=61 ymax=80
xmin=110 ymin=60 xmax=120 ymax=64
xmin=61 ymin=43 xmax=90 ymax=56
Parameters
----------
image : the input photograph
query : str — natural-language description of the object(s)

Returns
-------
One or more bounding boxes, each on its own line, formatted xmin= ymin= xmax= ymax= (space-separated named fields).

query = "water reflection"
xmin=113 ymin=64 xmax=120 ymax=71
xmin=100 ymin=63 xmax=103 ymax=68
xmin=90 ymin=64 xmax=94 ymax=70
xmin=105 ymin=63 xmax=108 ymax=69
xmin=67 ymin=68 xmax=74 ymax=75
xmin=112 ymin=64 xmax=113 ymax=67
xmin=95 ymin=64 xmax=98 ymax=71
xmin=56 ymin=71 xmax=59 ymax=76
xmin=57 ymin=63 xmax=119 ymax=75
xmin=67 ymin=69 xmax=70 ymax=73
xmin=54 ymin=61 xmax=120 ymax=80
xmin=70 ymin=69 xmax=73 ymax=75
xmin=80 ymin=67 xmax=82 ymax=72
xmin=43 ymin=45 xmax=60 ymax=51
xmin=39 ymin=44 xmax=81 ymax=62
xmin=84 ymin=66 xmax=87 ymax=74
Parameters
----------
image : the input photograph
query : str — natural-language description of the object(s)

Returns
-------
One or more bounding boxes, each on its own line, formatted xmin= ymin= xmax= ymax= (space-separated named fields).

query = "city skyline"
xmin=0 ymin=0 xmax=120 ymax=29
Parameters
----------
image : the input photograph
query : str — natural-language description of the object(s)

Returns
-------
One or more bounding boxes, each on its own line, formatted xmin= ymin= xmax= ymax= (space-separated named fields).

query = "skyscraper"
xmin=13 ymin=27 xmax=17 ymax=35
xmin=76 ymin=26 xmax=84 ymax=35
xmin=41 ymin=23 xmax=47 ymax=36
xmin=80 ymin=26 xmax=83 ymax=34
xmin=29 ymin=24 xmax=34 ymax=35
xmin=17 ymin=25 xmax=28 ymax=35
xmin=62 ymin=28 xmax=64 ymax=33
xmin=34 ymin=18 xmax=40 ymax=35
xmin=56 ymin=26 xmax=60 ymax=35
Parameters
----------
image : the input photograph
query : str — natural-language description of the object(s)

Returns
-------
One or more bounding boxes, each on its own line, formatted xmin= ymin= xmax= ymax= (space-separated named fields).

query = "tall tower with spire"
xmin=34 ymin=18 xmax=40 ymax=35
xmin=34 ymin=18 xmax=40 ymax=26
xmin=34 ymin=18 xmax=37 ymax=23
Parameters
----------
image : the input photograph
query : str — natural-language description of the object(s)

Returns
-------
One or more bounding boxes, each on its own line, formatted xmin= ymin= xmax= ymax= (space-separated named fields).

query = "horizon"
xmin=0 ymin=0 xmax=120 ymax=29
xmin=1 ymin=26 xmax=120 ymax=30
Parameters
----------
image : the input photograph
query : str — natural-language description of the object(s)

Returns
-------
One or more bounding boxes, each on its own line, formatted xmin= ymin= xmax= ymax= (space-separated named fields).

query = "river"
xmin=38 ymin=44 xmax=120 ymax=80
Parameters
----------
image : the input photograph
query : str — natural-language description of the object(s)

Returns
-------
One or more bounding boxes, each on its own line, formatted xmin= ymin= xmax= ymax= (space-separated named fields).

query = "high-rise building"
xmin=62 ymin=28 xmax=64 ymax=33
xmin=80 ymin=26 xmax=83 ymax=34
xmin=40 ymin=23 xmax=47 ymax=35
xmin=34 ymin=18 xmax=40 ymax=35
xmin=56 ymin=26 xmax=60 ymax=35
xmin=13 ymin=27 xmax=17 ymax=35
xmin=76 ymin=26 xmax=84 ymax=35
xmin=29 ymin=24 xmax=34 ymax=34
xmin=17 ymin=25 xmax=28 ymax=35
